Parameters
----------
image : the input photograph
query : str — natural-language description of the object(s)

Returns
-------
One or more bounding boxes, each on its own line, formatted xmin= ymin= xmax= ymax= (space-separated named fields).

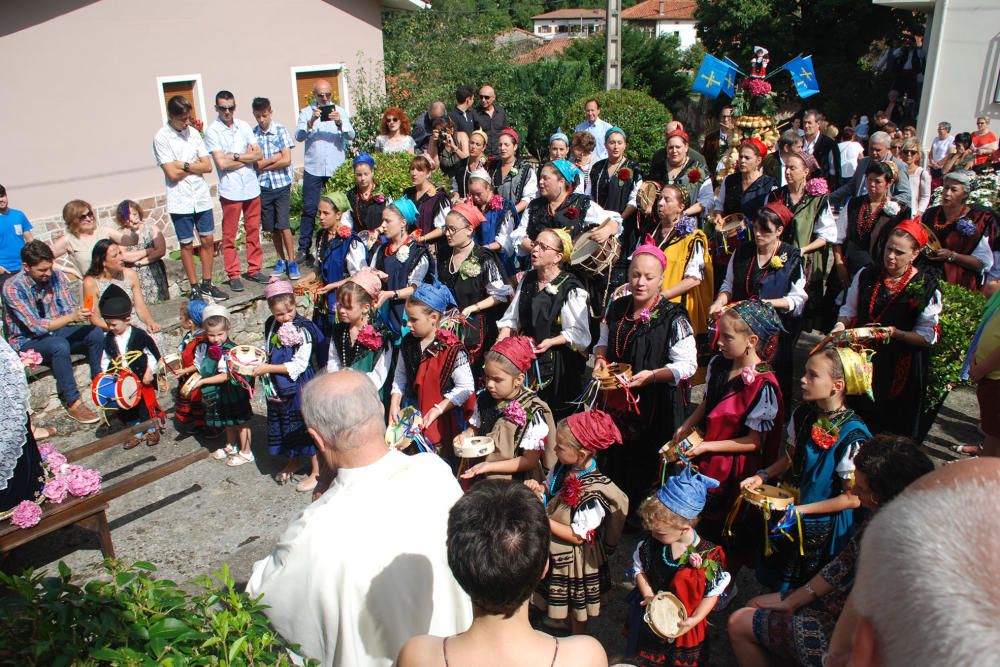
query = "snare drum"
xmin=644 ymin=591 xmax=688 ymax=640
xmin=91 ymin=371 xmax=141 ymax=410
xmin=593 ymin=362 xmax=633 ymax=391
xmin=570 ymin=228 xmax=621 ymax=278
xmin=455 ymin=436 xmax=495 ymax=458
xmin=710 ymin=213 xmax=749 ymax=260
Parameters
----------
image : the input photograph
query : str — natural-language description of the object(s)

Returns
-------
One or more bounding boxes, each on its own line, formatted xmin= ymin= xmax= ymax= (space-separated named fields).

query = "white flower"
xmin=883 ymin=201 xmax=900 ymax=216
xmin=544 ymin=283 xmax=558 ymax=295
xmin=396 ymin=243 xmax=410 ymax=263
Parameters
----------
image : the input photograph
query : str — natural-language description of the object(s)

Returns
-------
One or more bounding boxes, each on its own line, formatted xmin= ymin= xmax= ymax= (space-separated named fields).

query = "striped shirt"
xmin=2 ymin=269 xmax=78 ymax=350
xmin=253 ymin=122 xmax=296 ymax=190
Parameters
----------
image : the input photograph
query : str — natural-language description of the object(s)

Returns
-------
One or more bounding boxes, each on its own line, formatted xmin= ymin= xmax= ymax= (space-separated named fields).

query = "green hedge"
xmin=323 ymin=151 xmax=450 ymax=202
xmin=925 ymin=280 xmax=984 ymax=415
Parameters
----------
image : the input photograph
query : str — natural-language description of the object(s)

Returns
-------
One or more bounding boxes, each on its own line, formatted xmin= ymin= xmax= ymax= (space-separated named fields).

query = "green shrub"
xmin=289 ymin=181 xmax=303 ymax=219
xmin=561 ymin=89 xmax=672 ymax=172
xmin=925 ymin=280 xmax=984 ymax=415
xmin=507 ymin=60 xmax=599 ymax=160
xmin=323 ymin=151 xmax=450 ymax=202
xmin=0 ymin=560 xmax=315 ymax=666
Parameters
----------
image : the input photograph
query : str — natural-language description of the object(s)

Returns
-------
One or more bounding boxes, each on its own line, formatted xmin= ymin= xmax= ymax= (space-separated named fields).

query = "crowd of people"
xmin=2 ymin=74 xmax=1000 ymax=667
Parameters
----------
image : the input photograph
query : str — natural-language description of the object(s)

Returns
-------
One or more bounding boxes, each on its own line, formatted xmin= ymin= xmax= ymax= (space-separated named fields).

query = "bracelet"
xmin=755 ymin=468 xmax=770 ymax=483
xmin=803 ymin=582 xmax=818 ymax=599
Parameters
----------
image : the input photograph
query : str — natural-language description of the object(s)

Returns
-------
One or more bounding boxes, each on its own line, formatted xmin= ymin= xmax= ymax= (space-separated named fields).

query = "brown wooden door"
xmin=294 ymin=69 xmax=341 ymax=112
xmin=162 ymin=80 xmax=199 ymax=120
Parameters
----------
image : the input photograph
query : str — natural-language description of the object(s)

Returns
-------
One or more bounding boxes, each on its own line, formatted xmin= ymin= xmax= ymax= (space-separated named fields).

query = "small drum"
xmin=711 ymin=213 xmax=749 ymax=259
xmin=158 ymin=353 xmax=182 ymax=376
xmin=570 ymin=228 xmax=621 ymax=278
xmin=227 ymin=345 xmax=266 ymax=375
xmin=180 ymin=373 xmax=203 ymax=400
xmin=593 ymin=362 xmax=633 ymax=391
xmin=741 ymin=484 xmax=795 ymax=511
xmin=455 ymin=436 xmax=495 ymax=459
xmin=91 ymin=371 xmax=141 ymax=410
xmin=644 ymin=591 xmax=688 ymax=640
xmin=637 ymin=180 xmax=662 ymax=216
xmin=659 ymin=429 xmax=703 ymax=464
xmin=386 ymin=406 xmax=423 ymax=451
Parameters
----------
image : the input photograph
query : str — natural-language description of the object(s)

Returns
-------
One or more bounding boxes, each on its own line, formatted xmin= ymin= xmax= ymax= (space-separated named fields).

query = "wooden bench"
xmin=0 ymin=421 xmax=208 ymax=561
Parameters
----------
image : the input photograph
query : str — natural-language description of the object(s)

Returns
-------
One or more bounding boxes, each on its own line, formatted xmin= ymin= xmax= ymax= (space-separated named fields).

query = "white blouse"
xmin=595 ymin=314 xmax=697 ymax=385
xmin=704 ymin=359 xmax=780 ymax=433
xmin=837 ymin=268 xmax=942 ymax=344
xmin=326 ymin=338 xmax=392 ymax=390
xmin=510 ymin=199 xmax=625 ymax=257
xmin=497 ymin=278 xmax=592 ymax=353
xmin=390 ymin=347 xmax=475 ymax=407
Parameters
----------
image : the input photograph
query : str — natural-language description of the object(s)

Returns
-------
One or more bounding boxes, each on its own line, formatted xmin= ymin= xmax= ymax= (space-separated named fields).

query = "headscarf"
xmin=412 ymin=281 xmax=457 ymax=314
xmin=632 ymin=234 xmax=667 ymax=270
xmin=328 ymin=191 xmax=351 ymax=213
xmin=264 ymin=280 xmax=294 ymax=299
xmin=550 ymin=159 xmax=580 ymax=187
xmin=566 ymin=409 xmax=622 ymax=452
xmin=547 ymin=227 xmax=574 ymax=263
xmin=450 ymin=202 xmax=486 ymax=229
xmin=656 ymin=465 xmax=720 ymax=519
xmin=471 ymin=129 xmax=489 ymax=147
xmin=729 ymin=299 xmax=784 ymax=343
xmin=390 ymin=197 xmax=419 ymax=227
xmin=761 ymin=200 xmax=794 ymax=228
xmin=187 ymin=299 xmax=207 ymax=327
xmin=98 ymin=283 xmax=132 ymax=319
xmin=491 ymin=336 xmax=536 ymax=373
xmin=742 ymin=137 xmax=768 ymax=160
xmin=549 ymin=132 xmax=570 ymax=146
xmin=347 ymin=268 xmax=382 ymax=299
xmin=666 ymin=128 xmax=690 ymax=144
xmin=468 ymin=168 xmax=492 ymax=184
xmin=894 ymin=217 xmax=929 ymax=248
xmin=202 ymin=303 xmax=230 ymax=324
xmin=353 ymin=152 xmax=376 ymax=169
xmin=605 ymin=126 xmax=627 ymax=141
xmin=499 ymin=127 xmax=519 ymax=145
xmin=834 ymin=347 xmax=875 ymax=399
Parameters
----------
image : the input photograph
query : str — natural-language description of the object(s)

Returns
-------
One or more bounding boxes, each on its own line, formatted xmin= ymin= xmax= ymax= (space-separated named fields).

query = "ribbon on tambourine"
xmin=397 ymin=410 xmax=436 ymax=454
xmin=769 ymin=503 xmax=805 ymax=556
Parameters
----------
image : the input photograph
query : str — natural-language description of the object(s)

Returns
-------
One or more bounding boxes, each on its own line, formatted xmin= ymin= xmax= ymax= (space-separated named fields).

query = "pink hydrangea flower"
xmin=278 ymin=322 xmax=304 ymax=347
xmin=37 ymin=442 xmax=58 ymax=459
xmin=44 ymin=451 xmax=67 ymax=470
xmin=741 ymin=365 xmax=758 ymax=385
xmin=43 ymin=475 xmax=69 ymax=504
xmin=489 ymin=194 xmax=504 ymax=211
xmin=639 ymin=308 xmax=651 ymax=324
xmin=19 ymin=350 xmax=43 ymax=369
xmin=805 ymin=178 xmax=829 ymax=196
xmin=10 ymin=500 xmax=42 ymax=528
xmin=502 ymin=400 xmax=527 ymax=426
xmin=64 ymin=465 xmax=102 ymax=497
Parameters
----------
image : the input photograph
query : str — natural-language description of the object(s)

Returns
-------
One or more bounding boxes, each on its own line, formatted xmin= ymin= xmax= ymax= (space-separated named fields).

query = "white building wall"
xmin=533 ymin=18 xmax=606 ymax=40
xmin=654 ymin=21 xmax=698 ymax=49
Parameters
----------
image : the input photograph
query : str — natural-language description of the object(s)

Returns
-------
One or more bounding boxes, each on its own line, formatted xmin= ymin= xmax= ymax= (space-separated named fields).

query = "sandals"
xmin=123 ymin=436 xmax=142 ymax=450
xmin=226 ymin=451 xmax=255 ymax=467
xmin=212 ymin=444 xmax=238 ymax=460
xmin=949 ymin=443 xmax=983 ymax=456
xmin=144 ymin=430 xmax=161 ymax=446
xmin=295 ymin=476 xmax=318 ymax=493
xmin=274 ymin=471 xmax=294 ymax=484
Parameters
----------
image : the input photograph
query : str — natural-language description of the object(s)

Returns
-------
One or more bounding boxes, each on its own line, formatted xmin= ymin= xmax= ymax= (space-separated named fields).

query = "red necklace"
xmin=857 ymin=198 xmax=886 ymax=238
xmin=868 ymin=265 xmax=916 ymax=322
xmin=934 ymin=205 xmax=969 ymax=232
xmin=547 ymin=194 xmax=568 ymax=218
xmin=613 ymin=296 xmax=659 ymax=358
xmin=384 ymin=235 xmax=410 ymax=257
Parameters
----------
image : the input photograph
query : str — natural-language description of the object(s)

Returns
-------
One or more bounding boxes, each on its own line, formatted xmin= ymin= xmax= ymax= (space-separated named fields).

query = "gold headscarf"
xmin=549 ymin=228 xmax=574 ymax=263
xmin=835 ymin=347 xmax=875 ymax=399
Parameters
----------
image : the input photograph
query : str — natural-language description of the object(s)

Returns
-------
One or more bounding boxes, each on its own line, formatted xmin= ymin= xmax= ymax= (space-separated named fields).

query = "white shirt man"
xmin=153 ymin=119 xmax=213 ymax=217
xmin=575 ymin=99 xmax=612 ymax=161
xmin=929 ymin=123 xmax=954 ymax=169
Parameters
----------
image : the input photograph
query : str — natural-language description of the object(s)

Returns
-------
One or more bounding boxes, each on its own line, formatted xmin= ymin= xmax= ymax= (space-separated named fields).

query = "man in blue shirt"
xmin=294 ymin=79 xmax=355 ymax=265
xmin=0 ymin=184 xmax=33 ymax=288
xmin=574 ymin=99 xmax=612 ymax=161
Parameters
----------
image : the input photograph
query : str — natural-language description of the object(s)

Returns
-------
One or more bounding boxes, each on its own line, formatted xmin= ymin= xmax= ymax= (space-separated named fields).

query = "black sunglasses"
xmin=217 ymin=105 xmax=235 ymax=111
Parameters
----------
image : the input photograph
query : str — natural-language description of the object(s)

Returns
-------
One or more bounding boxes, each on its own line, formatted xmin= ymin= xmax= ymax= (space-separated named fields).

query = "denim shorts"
xmin=171 ymin=209 xmax=215 ymax=244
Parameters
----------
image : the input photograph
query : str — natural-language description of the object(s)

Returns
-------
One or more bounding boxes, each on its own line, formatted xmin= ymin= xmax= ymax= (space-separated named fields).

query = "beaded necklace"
xmin=661 ymin=535 xmax=699 ymax=567
xmin=744 ymin=242 xmax=781 ymax=297
xmin=867 ymin=265 xmax=917 ymax=322
xmin=934 ymin=205 xmax=970 ymax=232
xmin=546 ymin=459 xmax=596 ymax=503
xmin=338 ymin=325 xmax=365 ymax=368
xmin=384 ymin=235 xmax=410 ymax=258
xmin=857 ymin=198 xmax=886 ymax=238
xmin=614 ymin=296 xmax=660 ymax=358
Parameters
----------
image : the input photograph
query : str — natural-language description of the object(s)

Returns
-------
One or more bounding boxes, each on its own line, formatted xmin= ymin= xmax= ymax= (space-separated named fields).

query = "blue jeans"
xmin=21 ymin=325 xmax=105 ymax=404
xmin=298 ymin=171 xmax=329 ymax=255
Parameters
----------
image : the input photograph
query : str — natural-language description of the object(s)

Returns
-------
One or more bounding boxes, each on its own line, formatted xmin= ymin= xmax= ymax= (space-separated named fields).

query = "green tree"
xmin=561 ymin=89 xmax=673 ymax=171
xmin=507 ymin=59 xmax=600 ymax=158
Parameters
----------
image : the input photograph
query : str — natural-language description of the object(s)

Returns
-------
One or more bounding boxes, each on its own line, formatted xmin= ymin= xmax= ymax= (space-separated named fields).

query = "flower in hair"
xmin=805 ymin=178 xmax=829 ymax=196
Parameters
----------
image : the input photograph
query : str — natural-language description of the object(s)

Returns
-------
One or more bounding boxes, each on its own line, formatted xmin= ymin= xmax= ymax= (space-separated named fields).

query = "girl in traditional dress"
xmin=437 ymin=202 xmax=511 ymax=368
xmin=174 ymin=299 xmax=208 ymax=432
xmin=593 ymin=237 xmax=697 ymax=512
xmin=404 ymin=154 xmax=451 ymax=251
xmin=920 ymin=169 xmax=996 ymax=290
xmin=488 ymin=128 xmax=537 ymax=214
xmin=740 ymin=346 xmax=872 ymax=592
xmin=548 ymin=132 xmax=570 ymax=161
xmin=389 ymin=282 xmax=475 ymax=458
xmin=710 ymin=202 xmax=806 ymax=410
xmin=370 ymin=198 xmax=434 ymax=341
xmin=526 ymin=409 xmax=628 ymax=635
xmin=673 ymin=300 xmax=785 ymax=553
xmin=627 ymin=466 xmax=730 ymax=667
xmin=498 ymin=228 xmax=591 ymax=420
xmin=345 ymin=152 xmax=387 ymax=234
xmin=458 ymin=336 xmax=557 ymax=481
xmin=254 ymin=281 xmax=327 ymax=493
xmin=466 ymin=169 xmax=520 ymax=274
xmin=312 ymin=193 xmax=368 ymax=337
xmin=834 ymin=218 xmax=941 ymax=439
xmin=191 ymin=305 xmax=254 ymax=466
xmin=326 ymin=269 xmax=392 ymax=397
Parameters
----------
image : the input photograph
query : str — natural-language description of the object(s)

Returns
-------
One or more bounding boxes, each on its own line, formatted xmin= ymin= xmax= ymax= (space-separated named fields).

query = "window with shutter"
xmin=293 ymin=69 xmax=341 ymax=113
xmin=156 ymin=75 xmax=205 ymax=125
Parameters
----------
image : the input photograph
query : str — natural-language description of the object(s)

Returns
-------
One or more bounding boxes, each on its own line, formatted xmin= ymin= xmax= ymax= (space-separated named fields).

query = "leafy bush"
xmin=323 ymin=151 xmax=449 ymax=201
xmin=925 ymin=280 xmax=984 ymax=416
xmin=0 ymin=560 xmax=315 ymax=666
xmin=561 ymin=89 xmax=673 ymax=172
xmin=507 ymin=59 xmax=599 ymax=159
xmin=289 ymin=181 xmax=303 ymax=219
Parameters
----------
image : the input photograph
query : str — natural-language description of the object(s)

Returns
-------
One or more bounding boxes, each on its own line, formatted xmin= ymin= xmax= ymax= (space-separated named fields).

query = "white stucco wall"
xmin=533 ymin=18 xmax=606 ymax=39
xmin=654 ymin=20 xmax=698 ymax=50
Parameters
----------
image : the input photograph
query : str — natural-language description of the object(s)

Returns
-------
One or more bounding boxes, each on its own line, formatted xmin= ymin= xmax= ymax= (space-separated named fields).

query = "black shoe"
xmin=246 ymin=272 xmax=270 ymax=284
xmin=206 ymin=284 xmax=230 ymax=300
xmin=294 ymin=251 xmax=314 ymax=266
xmin=228 ymin=278 xmax=245 ymax=293
xmin=190 ymin=284 xmax=202 ymax=300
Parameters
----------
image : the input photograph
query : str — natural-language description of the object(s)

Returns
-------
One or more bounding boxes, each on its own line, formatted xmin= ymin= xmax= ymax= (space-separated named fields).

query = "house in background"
xmin=622 ymin=0 xmax=699 ymax=49
xmin=532 ymin=9 xmax=607 ymax=40
xmin=0 ymin=0 xmax=423 ymax=247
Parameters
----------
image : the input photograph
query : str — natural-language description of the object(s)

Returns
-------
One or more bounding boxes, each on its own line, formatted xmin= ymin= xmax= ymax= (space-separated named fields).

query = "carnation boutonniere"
xmin=617 ymin=167 xmax=633 ymax=186
xmin=459 ymin=254 xmax=482 ymax=280
xmin=435 ymin=328 xmax=460 ymax=346
xmin=811 ymin=417 xmax=840 ymax=450
xmin=207 ymin=345 xmax=223 ymax=361
xmin=489 ymin=194 xmax=504 ymax=211
xmin=741 ymin=365 xmax=758 ymax=385
xmin=639 ymin=307 xmax=651 ymax=324
xmin=564 ymin=206 xmax=579 ymax=220
xmin=769 ymin=252 xmax=787 ymax=270
xmin=543 ymin=273 xmax=566 ymax=296
xmin=502 ymin=399 xmax=527 ymax=426
xmin=374 ymin=193 xmax=386 ymax=204
xmin=395 ymin=242 xmax=410 ymax=263
xmin=336 ymin=225 xmax=352 ymax=239
xmin=357 ymin=324 xmax=383 ymax=351
xmin=560 ymin=473 xmax=583 ymax=508
xmin=957 ymin=218 xmax=977 ymax=237
xmin=882 ymin=200 xmax=901 ymax=217
xmin=686 ymin=167 xmax=703 ymax=183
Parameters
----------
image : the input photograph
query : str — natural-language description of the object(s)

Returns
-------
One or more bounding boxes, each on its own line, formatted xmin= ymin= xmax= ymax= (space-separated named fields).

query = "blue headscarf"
xmin=549 ymin=131 xmax=570 ymax=146
xmin=412 ymin=281 xmax=457 ymax=314
xmin=353 ymin=152 xmax=376 ymax=169
xmin=551 ymin=159 xmax=581 ymax=186
xmin=730 ymin=299 xmax=785 ymax=342
xmin=657 ymin=465 xmax=720 ymax=520
xmin=390 ymin=197 xmax=419 ymax=227
xmin=187 ymin=299 xmax=208 ymax=327
xmin=605 ymin=126 xmax=626 ymax=141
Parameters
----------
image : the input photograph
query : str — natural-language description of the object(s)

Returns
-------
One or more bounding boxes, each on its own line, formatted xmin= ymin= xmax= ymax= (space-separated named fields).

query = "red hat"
xmin=500 ymin=127 xmax=519 ymax=145
xmin=666 ymin=128 xmax=690 ymax=144
xmin=741 ymin=137 xmax=768 ymax=159
xmin=491 ymin=336 xmax=536 ymax=373
xmin=762 ymin=200 xmax=794 ymax=228
xmin=894 ymin=217 xmax=929 ymax=248
xmin=566 ymin=409 xmax=622 ymax=452
xmin=450 ymin=202 xmax=487 ymax=229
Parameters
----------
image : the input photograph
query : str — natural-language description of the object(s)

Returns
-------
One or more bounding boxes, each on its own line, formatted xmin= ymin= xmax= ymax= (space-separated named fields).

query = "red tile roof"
xmin=514 ymin=38 xmax=575 ymax=64
xmin=621 ymin=0 xmax=697 ymax=20
xmin=532 ymin=8 xmax=607 ymax=20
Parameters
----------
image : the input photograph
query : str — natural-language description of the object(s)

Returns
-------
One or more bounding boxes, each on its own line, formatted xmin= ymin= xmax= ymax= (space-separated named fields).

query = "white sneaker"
xmin=212 ymin=444 xmax=237 ymax=460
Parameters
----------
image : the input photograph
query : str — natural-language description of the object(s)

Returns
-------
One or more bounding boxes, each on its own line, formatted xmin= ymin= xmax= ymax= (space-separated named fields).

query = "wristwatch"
xmin=233 ymin=153 xmax=241 ymax=162
xmin=182 ymin=162 xmax=190 ymax=173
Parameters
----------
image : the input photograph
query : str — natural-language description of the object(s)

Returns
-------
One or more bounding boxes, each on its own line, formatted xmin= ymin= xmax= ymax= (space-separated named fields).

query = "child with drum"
xmin=626 ymin=466 xmax=730 ymax=667
xmin=457 ymin=335 xmax=557 ymax=482
xmin=174 ymin=299 xmax=209 ymax=432
xmin=188 ymin=305 xmax=254 ymax=466
xmin=254 ymin=281 xmax=328 ymax=493
xmin=739 ymin=344 xmax=872 ymax=592
xmin=525 ymin=409 xmax=628 ymax=635
xmin=389 ymin=282 xmax=475 ymax=459
xmin=96 ymin=283 xmax=163 ymax=449
xmin=670 ymin=300 xmax=785 ymax=562
xmin=326 ymin=269 xmax=393 ymax=397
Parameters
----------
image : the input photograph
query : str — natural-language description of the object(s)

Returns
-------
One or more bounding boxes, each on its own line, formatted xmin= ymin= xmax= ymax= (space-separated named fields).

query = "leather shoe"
xmin=66 ymin=400 xmax=100 ymax=424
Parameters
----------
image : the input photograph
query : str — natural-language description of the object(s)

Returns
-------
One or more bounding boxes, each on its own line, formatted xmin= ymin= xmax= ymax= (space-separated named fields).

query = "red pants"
xmin=221 ymin=196 xmax=262 ymax=279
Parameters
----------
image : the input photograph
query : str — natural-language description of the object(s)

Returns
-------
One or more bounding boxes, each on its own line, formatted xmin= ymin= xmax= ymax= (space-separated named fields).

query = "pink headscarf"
xmin=264 ymin=280 xmax=294 ymax=299
xmin=347 ymin=268 xmax=383 ymax=299
xmin=631 ymin=234 xmax=667 ymax=270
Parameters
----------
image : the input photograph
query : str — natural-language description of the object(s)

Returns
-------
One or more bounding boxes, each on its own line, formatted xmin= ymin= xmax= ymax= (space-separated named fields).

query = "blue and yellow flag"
xmin=788 ymin=55 xmax=820 ymax=98
xmin=692 ymin=54 xmax=737 ymax=99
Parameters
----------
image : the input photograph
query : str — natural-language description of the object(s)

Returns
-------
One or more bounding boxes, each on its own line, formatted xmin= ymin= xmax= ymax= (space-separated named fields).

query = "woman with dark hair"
xmin=345 ymin=152 xmax=387 ymax=235
xmin=403 ymin=155 xmax=451 ymax=251
xmin=112 ymin=199 xmax=169 ymax=304
xmin=82 ymin=240 xmax=162 ymax=337
xmin=429 ymin=129 xmax=486 ymax=200
xmin=941 ymin=132 xmax=975 ymax=175
xmin=589 ymin=127 xmax=643 ymax=286
xmin=397 ymin=480 xmax=608 ymax=667
xmin=727 ymin=434 xmax=934 ymax=667
xmin=374 ymin=107 xmax=415 ymax=154
xmin=487 ymin=128 xmax=537 ymax=214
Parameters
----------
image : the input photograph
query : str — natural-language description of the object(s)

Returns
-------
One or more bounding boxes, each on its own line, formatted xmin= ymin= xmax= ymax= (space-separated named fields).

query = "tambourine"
xmin=386 ymin=406 xmax=423 ymax=451
xmin=158 ymin=353 xmax=182 ymax=376
xmin=294 ymin=276 xmax=322 ymax=296
xmin=741 ymin=484 xmax=795 ymax=511
xmin=227 ymin=345 xmax=266 ymax=375
xmin=659 ymin=429 xmax=703 ymax=463
xmin=644 ymin=591 xmax=688 ymax=640
xmin=593 ymin=362 xmax=633 ymax=391
xmin=637 ymin=180 xmax=662 ymax=215
xmin=180 ymin=373 xmax=203 ymax=400
xmin=921 ymin=224 xmax=942 ymax=255
xmin=455 ymin=436 xmax=495 ymax=459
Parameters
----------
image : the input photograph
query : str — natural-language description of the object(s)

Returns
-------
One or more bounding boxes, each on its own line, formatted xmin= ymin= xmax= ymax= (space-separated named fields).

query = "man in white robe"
xmin=247 ymin=370 xmax=473 ymax=666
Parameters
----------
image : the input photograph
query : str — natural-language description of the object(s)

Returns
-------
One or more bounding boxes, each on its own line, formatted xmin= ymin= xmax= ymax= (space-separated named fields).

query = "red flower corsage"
xmin=489 ymin=194 xmax=504 ymax=211
xmin=336 ymin=225 xmax=352 ymax=239
xmin=435 ymin=328 xmax=459 ymax=346
xmin=564 ymin=206 xmax=579 ymax=220
xmin=357 ymin=325 xmax=383 ymax=351
xmin=617 ymin=167 xmax=633 ymax=182
xmin=374 ymin=193 xmax=386 ymax=204
xmin=811 ymin=418 xmax=839 ymax=450
xmin=207 ymin=345 xmax=223 ymax=361
xmin=687 ymin=167 xmax=703 ymax=183
xmin=561 ymin=474 xmax=583 ymax=508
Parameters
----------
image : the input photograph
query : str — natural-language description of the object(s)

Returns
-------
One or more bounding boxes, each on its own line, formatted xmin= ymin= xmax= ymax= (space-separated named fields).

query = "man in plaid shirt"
xmin=252 ymin=97 xmax=300 ymax=279
xmin=2 ymin=241 xmax=103 ymax=423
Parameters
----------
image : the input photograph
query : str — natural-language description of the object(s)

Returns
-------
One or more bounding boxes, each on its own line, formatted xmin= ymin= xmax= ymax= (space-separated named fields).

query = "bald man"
xmin=412 ymin=100 xmax=447 ymax=152
xmin=471 ymin=85 xmax=508 ymax=158
xmin=247 ymin=370 xmax=472 ymax=667
xmin=294 ymin=80 xmax=355 ymax=265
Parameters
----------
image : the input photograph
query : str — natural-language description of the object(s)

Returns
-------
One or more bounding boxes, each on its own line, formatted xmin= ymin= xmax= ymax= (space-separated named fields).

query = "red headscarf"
xmin=632 ymin=234 xmax=667 ymax=269
xmin=762 ymin=200 xmax=794 ymax=228
xmin=666 ymin=128 xmax=690 ymax=144
xmin=491 ymin=336 xmax=536 ymax=373
xmin=566 ymin=410 xmax=622 ymax=452
xmin=451 ymin=202 xmax=487 ymax=229
xmin=500 ymin=127 xmax=519 ymax=145
xmin=741 ymin=137 xmax=768 ymax=160
xmin=894 ymin=217 xmax=929 ymax=248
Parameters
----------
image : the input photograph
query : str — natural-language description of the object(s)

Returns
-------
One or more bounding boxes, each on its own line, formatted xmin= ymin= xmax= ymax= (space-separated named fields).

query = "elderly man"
xmin=412 ymin=100 xmax=447 ymax=152
xmin=802 ymin=109 xmax=842 ymax=189
xmin=471 ymin=85 xmax=507 ymax=157
xmin=247 ymin=370 xmax=472 ymax=667
xmin=762 ymin=129 xmax=804 ymax=186
xmin=295 ymin=80 xmax=355 ymax=265
xmin=846 ymin=458 xmax=1000 ymax=667
xmin=574 ymin=98 xmax=613 ymax=161
xmin=702 ymin=105 xmax=735 ymax=177
xmin=830 ymin=131 xmax=911 ymax=208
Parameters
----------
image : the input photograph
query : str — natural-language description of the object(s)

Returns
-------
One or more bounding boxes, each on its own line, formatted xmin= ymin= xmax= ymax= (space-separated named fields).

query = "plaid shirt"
xmin=253 ymin=122 xmax=295 ymax=190
xmin=2 ymin=269 xmax=78 ymax=350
